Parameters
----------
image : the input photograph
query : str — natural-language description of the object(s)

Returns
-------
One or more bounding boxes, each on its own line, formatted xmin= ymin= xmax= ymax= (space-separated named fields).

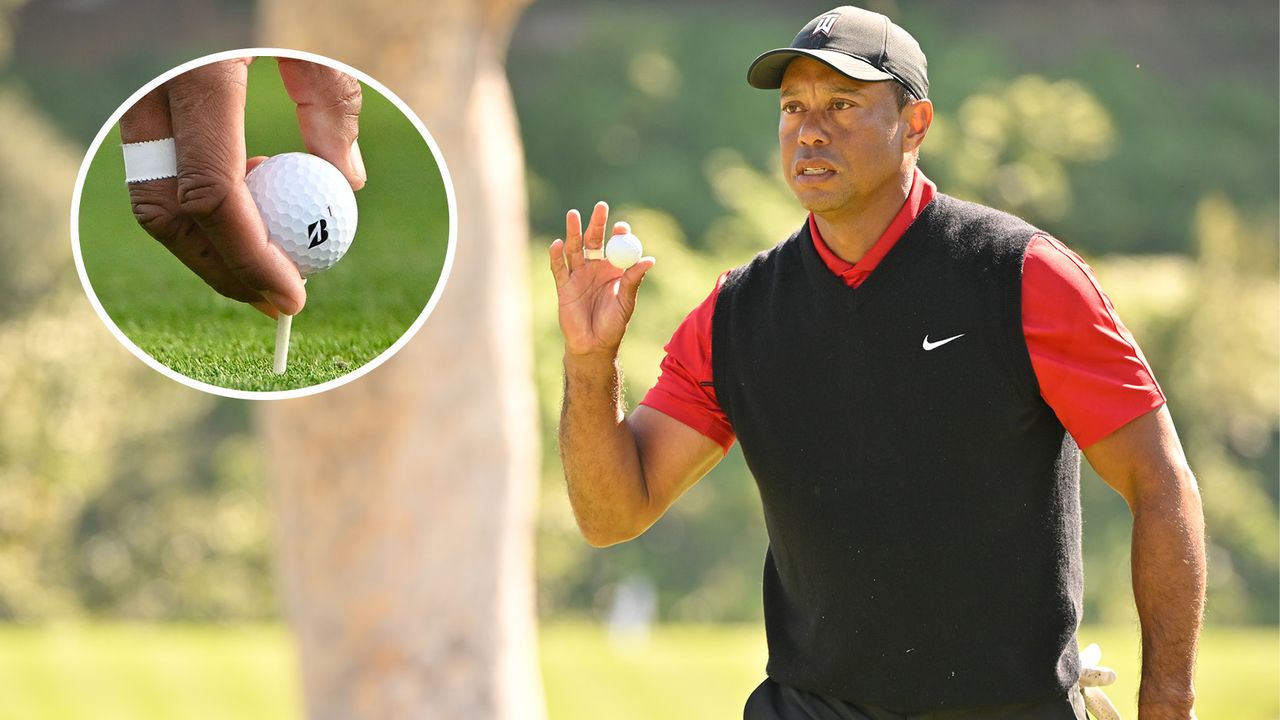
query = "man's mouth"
xmin=795 ymin=161 xmax=837 ymax=177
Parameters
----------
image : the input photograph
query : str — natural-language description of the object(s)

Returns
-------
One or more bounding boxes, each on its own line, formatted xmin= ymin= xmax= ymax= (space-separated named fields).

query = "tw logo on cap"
xmin=813 ymin=12 xmax=840 ymax=37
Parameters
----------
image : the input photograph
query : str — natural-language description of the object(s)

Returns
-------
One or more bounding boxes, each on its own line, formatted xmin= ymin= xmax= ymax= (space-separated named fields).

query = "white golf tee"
xmin=271 ymin=278 xmax=306 ymax=376
xmin=272 ymin=313 xmax=293 ymax=375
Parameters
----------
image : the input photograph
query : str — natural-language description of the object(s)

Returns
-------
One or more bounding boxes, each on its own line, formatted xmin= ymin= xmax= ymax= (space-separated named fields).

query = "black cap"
xmin=747 ymin=6 xmax=929 ymax=100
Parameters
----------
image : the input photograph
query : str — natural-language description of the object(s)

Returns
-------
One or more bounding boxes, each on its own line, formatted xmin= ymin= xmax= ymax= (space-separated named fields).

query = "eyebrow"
xmin=779 ymin=84 xmax=868 ymax=100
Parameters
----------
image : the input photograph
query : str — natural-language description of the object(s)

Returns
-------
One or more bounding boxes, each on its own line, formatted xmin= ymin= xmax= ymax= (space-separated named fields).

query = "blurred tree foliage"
xmin=1074 ymin=195 xmax=1280 ymax=624
xmin=926 ymin=76 xmax=1115 ymax=223
xmin=0 ymin=5 xmax=276 ymax=620
xmin=513 ymin=3 xmax=1278 ymax=624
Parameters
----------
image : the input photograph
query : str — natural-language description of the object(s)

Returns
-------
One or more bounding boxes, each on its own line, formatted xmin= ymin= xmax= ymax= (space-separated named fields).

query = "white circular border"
xmin=70 ymin=47 xmax=458 ymax=401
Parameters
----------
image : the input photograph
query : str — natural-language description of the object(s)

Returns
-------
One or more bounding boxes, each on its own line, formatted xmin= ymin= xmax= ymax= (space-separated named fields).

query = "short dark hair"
xmin=890 ymin=80 xmax=915 ymax=110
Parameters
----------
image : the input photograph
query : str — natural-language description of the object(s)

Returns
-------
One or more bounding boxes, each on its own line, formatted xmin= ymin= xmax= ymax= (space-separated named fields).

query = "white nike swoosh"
xmin=922 ymin=333 xmax=966 ymax=351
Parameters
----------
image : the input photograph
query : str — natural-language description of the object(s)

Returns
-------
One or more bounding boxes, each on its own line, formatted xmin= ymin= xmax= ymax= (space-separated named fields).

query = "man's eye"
xmin=832 ymin=100 xmax=854 ymax=110
xmin=782 ymin=103 xmax=803 ymax=114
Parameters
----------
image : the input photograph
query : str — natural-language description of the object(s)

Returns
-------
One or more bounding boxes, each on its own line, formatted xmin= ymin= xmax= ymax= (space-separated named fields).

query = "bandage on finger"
xmin=584 ymin=247 xmax=604 ymax=260
xmin=123 ymin=138 xmax=178 ymax=183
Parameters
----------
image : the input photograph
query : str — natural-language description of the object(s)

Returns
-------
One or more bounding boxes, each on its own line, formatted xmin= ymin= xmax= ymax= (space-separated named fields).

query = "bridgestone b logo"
xmin=308 ymin=218 xmax=329 ymax=248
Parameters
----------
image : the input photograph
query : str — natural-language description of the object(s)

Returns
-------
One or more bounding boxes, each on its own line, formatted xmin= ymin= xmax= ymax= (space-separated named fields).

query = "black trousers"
xmin=743 ymin=678 xmax=1087 ymax=720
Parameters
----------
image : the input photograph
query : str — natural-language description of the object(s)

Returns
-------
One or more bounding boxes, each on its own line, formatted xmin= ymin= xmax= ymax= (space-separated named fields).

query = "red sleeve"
xmin=639 ymin=272 xmax=736 ymax=453
xmin=1022 ymin=234 xmax=1166 ymax=449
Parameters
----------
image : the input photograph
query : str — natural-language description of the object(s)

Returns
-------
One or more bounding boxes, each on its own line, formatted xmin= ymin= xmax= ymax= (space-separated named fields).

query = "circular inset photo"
xmin=72 ymin=48 xmax=455 ymax=399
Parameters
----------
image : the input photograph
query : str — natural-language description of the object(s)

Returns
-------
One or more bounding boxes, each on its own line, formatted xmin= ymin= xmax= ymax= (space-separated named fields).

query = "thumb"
xmin=616 ymin=256 xmax=656 ymax=311
xmin=276 ymin=58 xmax=365 ymax=190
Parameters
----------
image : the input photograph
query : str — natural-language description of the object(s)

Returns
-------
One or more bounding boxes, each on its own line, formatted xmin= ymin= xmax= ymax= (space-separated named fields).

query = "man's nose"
xmin=797 ymin=113 xmax=829 ymax=146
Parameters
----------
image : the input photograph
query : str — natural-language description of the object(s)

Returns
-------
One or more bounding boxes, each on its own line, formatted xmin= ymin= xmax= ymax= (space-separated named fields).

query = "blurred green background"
xmin=77 ymin=59 xmax=450 ymax=393
xmin=2 ymin=0 xmax=1277 ymax=718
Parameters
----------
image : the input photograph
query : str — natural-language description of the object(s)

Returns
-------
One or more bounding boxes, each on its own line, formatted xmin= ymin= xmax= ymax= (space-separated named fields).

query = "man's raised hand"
xmin=548 ymin=201 xmax=656 ymax=359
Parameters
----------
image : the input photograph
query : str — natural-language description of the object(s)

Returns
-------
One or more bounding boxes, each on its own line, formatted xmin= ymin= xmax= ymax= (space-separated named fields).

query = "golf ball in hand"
xmin=246 ymin=152 xmax=358 ymax=276
xmin=605 ymin=233 xmax=643 ymax=269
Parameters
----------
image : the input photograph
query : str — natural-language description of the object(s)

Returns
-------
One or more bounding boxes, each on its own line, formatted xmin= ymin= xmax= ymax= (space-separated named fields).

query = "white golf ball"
xmin=605 ymin=233 xmax=643 ymax=269
xmin=246 ymin=152 xmax=358 ymax=277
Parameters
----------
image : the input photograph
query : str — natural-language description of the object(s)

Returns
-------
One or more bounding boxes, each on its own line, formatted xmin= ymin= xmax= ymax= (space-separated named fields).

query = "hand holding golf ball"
xmin=118 ymin=58 xmax=365 ymax=320
xmin=548 ymin=202 xmax=657 ymax=359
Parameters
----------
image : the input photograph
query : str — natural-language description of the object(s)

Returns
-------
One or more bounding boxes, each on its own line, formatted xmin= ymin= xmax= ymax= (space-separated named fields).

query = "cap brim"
xmin=747 ymin=48 xmax=895 ymax=89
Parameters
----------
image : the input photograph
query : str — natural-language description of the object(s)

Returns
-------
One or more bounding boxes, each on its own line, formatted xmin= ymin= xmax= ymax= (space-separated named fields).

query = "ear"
xmin=902 ymin=98 xmax=933 ymax=154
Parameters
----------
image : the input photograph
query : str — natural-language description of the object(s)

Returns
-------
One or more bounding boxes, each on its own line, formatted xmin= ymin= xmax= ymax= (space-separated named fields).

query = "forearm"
xmin=1131 ymin=469 xmax=1205 ymax=719
xmin=559 ymin=352 xmax=649 ymax=546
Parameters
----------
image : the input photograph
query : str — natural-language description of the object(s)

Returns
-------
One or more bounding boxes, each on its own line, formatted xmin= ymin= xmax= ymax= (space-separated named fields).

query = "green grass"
xmin=76 ymin=59 xmax=450 ymax=393
xmin=542 ymin=623 xmax=769 ymax=719
xmin=0 ymin=624 xmax=298 ymax=720
xmin=0 ymin=623 xmax=1273 ymax=719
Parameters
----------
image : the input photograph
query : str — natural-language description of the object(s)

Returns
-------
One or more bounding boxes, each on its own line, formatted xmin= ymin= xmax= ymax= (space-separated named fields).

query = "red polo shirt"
xmin=639 ymin=169 xmax=1165 ymax=452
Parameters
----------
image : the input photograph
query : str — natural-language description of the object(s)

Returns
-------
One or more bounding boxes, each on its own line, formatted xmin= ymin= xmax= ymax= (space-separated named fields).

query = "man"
xmin=547 ymin=6 xmax=1204 ymax=719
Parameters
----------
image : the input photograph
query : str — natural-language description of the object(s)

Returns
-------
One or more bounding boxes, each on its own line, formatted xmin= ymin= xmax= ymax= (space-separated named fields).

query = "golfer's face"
xmin=778 ymin=58 xmax=906 ymax=215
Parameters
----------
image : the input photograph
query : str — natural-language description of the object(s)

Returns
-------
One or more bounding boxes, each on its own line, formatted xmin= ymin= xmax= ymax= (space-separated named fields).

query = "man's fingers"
xmin=120 ymin=84 xmax=287 ymax=313
xmin=565 ymin=202 xmax=617 ymax=269
xmin=168 ymin=58 xmax=306 ymax=315
xmin=246 ymin=155 xmax=269 ymax=175
xmin=565 ymin=209 xmax=585 ymax=271
xmin=617 ymin=256 xmax=655 ymax=310
xmin=276 ymin=58 xmax=365 ymax=190
xmin=122 ymin=87 xmax=261 ymax=300
xmin=621 ymin=256 xmax=656 ymax=286
xmin=548 ymin=239 xmax=571 ymax=288
xmin=128 ymin=177 xmax=275 ymax=305
xmin=251 ymin=300 xmax=281 ymax=319
xmin=120 ymin=86 xmax=172 ymax=143
xmin=612 ymin=220 xmax=631 ymax=236
xmin=584 ymin=201 xmax=608 ymax=252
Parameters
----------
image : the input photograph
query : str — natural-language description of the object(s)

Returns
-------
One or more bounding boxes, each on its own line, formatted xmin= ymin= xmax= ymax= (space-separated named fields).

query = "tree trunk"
xmin=255 ymin=3 xmax=542 ymax=719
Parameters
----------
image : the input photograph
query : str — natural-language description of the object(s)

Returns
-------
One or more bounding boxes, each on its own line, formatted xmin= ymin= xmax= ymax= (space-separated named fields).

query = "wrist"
xmin=1137 ymin=706 xmax=1197 ymax=720
xmin=563 ymin=349 xmax=619 ymax=374
xmin=1138 ymin=687 xmax=1196 ymax=719
xmin=561 ymin=351 xmax=626 ymax=420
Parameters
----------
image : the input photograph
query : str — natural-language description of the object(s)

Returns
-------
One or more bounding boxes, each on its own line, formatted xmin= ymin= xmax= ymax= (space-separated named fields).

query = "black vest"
xmin=712 ymin=194 xmax=1082 ymax=711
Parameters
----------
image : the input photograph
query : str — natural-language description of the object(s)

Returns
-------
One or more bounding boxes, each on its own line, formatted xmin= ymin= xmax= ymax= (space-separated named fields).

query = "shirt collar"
xmin=809 ymin=167 xmax=936 ymax=288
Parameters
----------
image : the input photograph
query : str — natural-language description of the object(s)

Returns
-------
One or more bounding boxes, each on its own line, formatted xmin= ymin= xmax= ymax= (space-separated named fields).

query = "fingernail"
xmin=614 ymin=221 xmax=631 ymax=234
xmin=251 ymin=300 xmax=280 ymax=319
xmin=350 ymin=138 xmax=367 ymax=188
xmin=263 ymin=289 xmax=303 ymax=316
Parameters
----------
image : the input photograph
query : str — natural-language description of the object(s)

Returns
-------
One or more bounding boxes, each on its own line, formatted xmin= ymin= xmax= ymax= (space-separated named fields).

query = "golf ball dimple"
xmin=246 ymin=152 xmax=358 ymax=276
xmin=606 ymin=233 xmax=643 ymax=269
